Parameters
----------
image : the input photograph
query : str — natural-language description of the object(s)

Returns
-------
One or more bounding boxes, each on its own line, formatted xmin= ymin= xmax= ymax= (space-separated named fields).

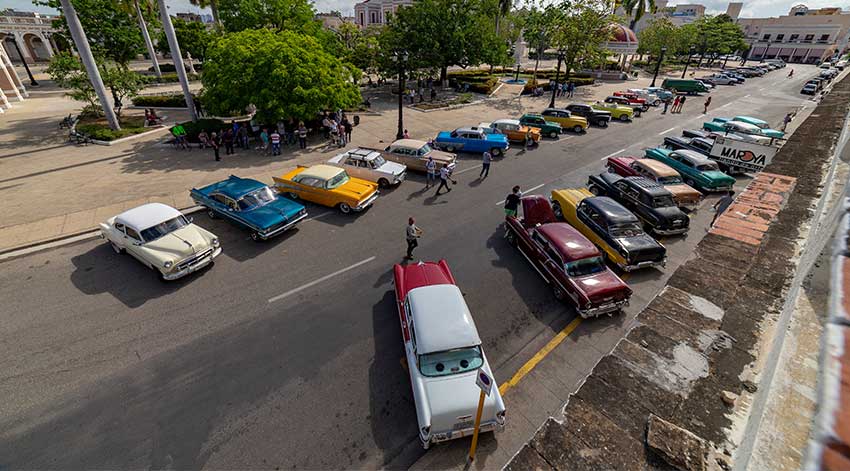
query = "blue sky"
xmin=3 ymin=0 xmax=849 ymax=19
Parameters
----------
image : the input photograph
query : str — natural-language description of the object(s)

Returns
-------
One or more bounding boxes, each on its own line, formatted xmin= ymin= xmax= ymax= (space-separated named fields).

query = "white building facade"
xmin=353 ymin=0 xmax=413 ymax=28
xmin=738 ymin=5 xmax=850 ymax=64
xmin=618 ymin=0 xmax=743 ymax=33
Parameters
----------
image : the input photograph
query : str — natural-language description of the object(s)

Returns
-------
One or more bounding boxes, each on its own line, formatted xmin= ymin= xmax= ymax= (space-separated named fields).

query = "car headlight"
xmin=164 ymin=260 xmax=173 ymax=269
xmin=211 ymin=237 xmax=220 ymax=247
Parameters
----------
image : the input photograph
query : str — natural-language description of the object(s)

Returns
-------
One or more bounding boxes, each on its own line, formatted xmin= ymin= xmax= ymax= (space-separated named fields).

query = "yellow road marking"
xmin=499 ymin=316 xmax=582 ymax=395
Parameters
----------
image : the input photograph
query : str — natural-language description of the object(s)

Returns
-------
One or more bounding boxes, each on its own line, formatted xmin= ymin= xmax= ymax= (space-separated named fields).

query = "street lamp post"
xmin=549 ymin=49 xmax=565 ymax=109
xmin=681 ymin=46 xmax=696 ymax=79
xmin=394 ymin=51 xmax=408 ymax=140
xmin=10 ymin=37 xmax=38 ymax=86
xmin=650 ymin=46 xmax=667 ymax=88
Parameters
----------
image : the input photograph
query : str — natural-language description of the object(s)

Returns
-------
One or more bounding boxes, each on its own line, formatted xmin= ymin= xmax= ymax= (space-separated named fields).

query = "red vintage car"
xmin=612 ymin=91 xmax=648 ymax=108
xmin=605 ymin=156 xmax=641 ymax=177
xmin=504 ymin=195 xmax=632 ymax=317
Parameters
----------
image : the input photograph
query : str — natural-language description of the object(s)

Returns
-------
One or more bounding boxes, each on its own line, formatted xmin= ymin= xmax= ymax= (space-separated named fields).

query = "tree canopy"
xmin=201 ymin=29 xmax=361 ymax=122
xmin=547 ymin=0 xmax=613 ymax=78
xmin=155 ymin=16 xmax=216 ymax=61
xmin=217 ymin=0 xmax=317 ymax=33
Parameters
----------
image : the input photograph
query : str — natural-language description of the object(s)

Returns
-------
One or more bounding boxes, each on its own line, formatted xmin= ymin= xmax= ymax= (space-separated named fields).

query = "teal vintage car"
xmin=644 ymin=148 xmax=736 ymax=193
xmin=519 ymin=113 xmax=562 ymax=138
xmin=703 ymin=117 xmax=784 ymax=139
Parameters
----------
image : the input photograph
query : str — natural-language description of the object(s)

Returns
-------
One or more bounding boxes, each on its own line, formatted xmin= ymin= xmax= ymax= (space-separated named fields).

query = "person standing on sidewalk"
xmin=711 ymin=191 xmax=735 ymax=227
xmin=270 ymin=129 xmax=281 ymax=156
xmin=703 ymin=96 xmax=712 ymax=114
xmin=425 ymin=156 xmax=437 ymax=187
xmin=504 ymin=186 xmax=522 ymax=217
xmin=297 ymin=122 xmax=308 ymax=149
xmin=405 ymin=217 xmax=423 ymax=260
xmin=259 ymin=128 xmax=269 ymax=154
xmin=781 ymin=112 xmax=793 ymax=131
xmin=479 ymin=151 xmax=492 ymax=179
xmin=435 ymin=164 xmax=452 ymax=195
xmin=223 ymin=128 xmax=235 ymax=155
xmin=211 ymin=132 xmax=221 ymax=161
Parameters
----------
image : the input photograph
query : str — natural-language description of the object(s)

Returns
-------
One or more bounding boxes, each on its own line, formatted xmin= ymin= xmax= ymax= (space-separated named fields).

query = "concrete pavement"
xmin=0 ymin=66 xmax=818 ymax=470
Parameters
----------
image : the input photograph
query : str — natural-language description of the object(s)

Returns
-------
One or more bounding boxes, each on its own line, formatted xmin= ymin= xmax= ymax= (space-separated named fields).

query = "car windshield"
xmin=652 ymin=195 xmax=676 ymax=208
xmin=238 ymin=186 xmax=276 ymax=210
xmin=372 ymin=156 xmax=387 ymax=167
xmin=139 ymin=215 xmax=190 ymax=242
xmin=418 ymin=346 xmax=483 ymax=377
xmin=326 ymin=170 xmax=350 ymax=189
xmin=609 ymin=222 xmax=643 ymax=238
xmin=697 ymin=163 xmax=719 ymax=171
xmin=418 ymin=144 xmax=432 ymax=155
xmin=566 ymin=256 xmax=606 ymax=277
xmin=657 ymin=175 xmax=683 ymax=185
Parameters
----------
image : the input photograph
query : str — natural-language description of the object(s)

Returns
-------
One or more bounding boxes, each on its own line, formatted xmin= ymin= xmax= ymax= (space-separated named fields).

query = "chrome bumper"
xmin=259 ymin=211 xmax=308 ymax=239
xmin=706 ymin=185 xmax=734 ymax=192
xmin=429 ymin=420 xmax=505 ymax=445
xmin=162 ymin=247 xmax=221 ymax=280
xmin=578 ymin=299 xmax=629 ymax=318
xmin=355 ymin=192 xmax=380 ymax=211
xmin=678 ymin=201 xmax=700 ymax=212
xmin=654 ymin=226 xmax=689 ymax=236
xmin=620 ymin=256 xmax=667 ymax=272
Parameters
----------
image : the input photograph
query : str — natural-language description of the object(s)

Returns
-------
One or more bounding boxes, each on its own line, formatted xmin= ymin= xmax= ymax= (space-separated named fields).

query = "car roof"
xmin=115 ymin=203 xmax=182 ymax=230
xmin=391 ymin=139 xmax=427 ymax=148
xmin=537 ymin=223 xmax=600 ymax=262
xmin=584 ymin=196 xmax=639 ymax=224
xmin=204 ymin=175 xmax=266 ymax=199
xmin=342 ymin=148 xmax=382 ymax=161
xmin=408 ymin=284 xmax=481 ymax=354
xmin=634 ymin=158 xmax=677 ymax=177
xmin=300 ymin=164 xmax=345 ymax=180
xmin=493 ymin=118 xmax=521 ymax=125
xmin=623 ymin=176 xmax=670 ymax=196
xmin=673 ymin=149 xmax=713 ymax=164
xmin=455 ymin=127 xmax=483 ymax=134
xmin=733 ymin=116 xmax=766 ymax=124
xmin=521 ymin=113 xmax=544 ymax=118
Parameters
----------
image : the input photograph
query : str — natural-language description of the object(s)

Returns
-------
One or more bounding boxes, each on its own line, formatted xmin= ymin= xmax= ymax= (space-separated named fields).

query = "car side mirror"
xmin=188 ymin=216 xmax=194 ymax=223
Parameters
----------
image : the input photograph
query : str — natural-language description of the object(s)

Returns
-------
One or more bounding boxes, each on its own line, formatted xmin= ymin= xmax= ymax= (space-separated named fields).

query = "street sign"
xmin=475 ymin=369 xmax=493 ymax=397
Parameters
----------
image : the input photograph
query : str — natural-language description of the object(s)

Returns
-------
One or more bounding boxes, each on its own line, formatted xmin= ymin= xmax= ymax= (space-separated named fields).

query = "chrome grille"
xmin=177 ymin=248 xmax=213 ymax=270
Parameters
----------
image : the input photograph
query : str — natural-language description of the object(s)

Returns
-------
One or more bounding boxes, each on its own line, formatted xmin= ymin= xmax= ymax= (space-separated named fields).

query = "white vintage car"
xmin=393 ymin=260 xmax=506 ymax=449
xmin=328 ymin=148 xmax=406 ymax=188
xmin=100 ymin=203 xmax=222 ymax=280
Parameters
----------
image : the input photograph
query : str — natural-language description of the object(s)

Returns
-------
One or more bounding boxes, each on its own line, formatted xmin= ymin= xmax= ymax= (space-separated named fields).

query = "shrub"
xmin=75 ymin=116 xmax=147 ymax=141
xmin=181 ymin=118 xmax=226 ymax=142
xmin=132 ymin=94 xmax=190 ymax=107
xmin=136 ymin=72 xmax=200 ymax=83
xmin=149 ymin=63 xmax=203 ymax=73
xmin=521 ymin=76 xmax=594 ymax=95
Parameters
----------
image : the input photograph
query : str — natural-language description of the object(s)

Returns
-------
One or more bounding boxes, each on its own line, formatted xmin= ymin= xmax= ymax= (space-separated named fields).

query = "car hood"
xmin=613 ymin=233 xmax=665 ymax=262
xmin=760 ymin=128 xmax=784 ymax=139
xmin=141 ymin=225 xmax=212 ymax=262
xmin=703 ymin=171 xmax=736 ymax=186
xmin=665 ymin=184 xmax=702 ymax=201
xmin=420 ymin=371 xmax=503 ymax=433
xmin=426 ymin=150 xmax=457 ymax=165
xmin=241 ymin=198 xmax=306 ymax=228
xmin=336 ymin=179 xmax=377 ymax=201
xmin=574 ymin=270 xmax=630 ymax=302
xmin=378 ymin=161 xmax=407 ymax=176
xmin=654 ymin=205 xmax=689 ymax=225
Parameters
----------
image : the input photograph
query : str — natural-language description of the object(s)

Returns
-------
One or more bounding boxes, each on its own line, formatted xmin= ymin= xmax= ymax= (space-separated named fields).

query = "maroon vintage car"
xmin=504 ymin=195 xmax=632 ymax=318
xmin=605 ymin=156 xmax=641 ymax=177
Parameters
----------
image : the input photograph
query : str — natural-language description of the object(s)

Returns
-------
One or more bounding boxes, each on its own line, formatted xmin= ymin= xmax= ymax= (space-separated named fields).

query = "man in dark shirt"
xmin=504 ymin=186 xmax=522 ymax=217
xmin=711 ymin=190 xmax=735 ymax=226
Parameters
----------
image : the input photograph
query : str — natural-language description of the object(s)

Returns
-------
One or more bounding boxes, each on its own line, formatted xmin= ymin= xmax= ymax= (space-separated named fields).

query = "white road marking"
xmin=600 ymin=148 xmax=627 ymax=160
xmin=495 ymin=183 xmax=546 ymax=205
xmin=268 ymin=256 xmax=376 ymax=303
xmin=743 ymin=94 xmax=751 ymax=98
xmin=454 ymin=164 xmax=482 ymax=175
xmin=304 ymin=210 xmax=333 ymax=222
xmin=659 ymin=127 xmax=676 ymax=135
xmin=719 ymin=102 xmax=732 ymax=109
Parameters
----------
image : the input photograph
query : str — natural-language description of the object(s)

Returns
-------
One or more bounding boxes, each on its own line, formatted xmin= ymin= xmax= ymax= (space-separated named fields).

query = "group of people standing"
xmin=552 ymin=81 xmax=577 ymax=98
xmin=321 ymin=111 xmax=354 ymax=148
xmin=662 ymin=95 xmax=688 ymax=114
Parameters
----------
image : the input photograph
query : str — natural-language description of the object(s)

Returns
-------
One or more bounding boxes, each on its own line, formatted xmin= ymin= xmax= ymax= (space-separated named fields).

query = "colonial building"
xmin=0 ymin=39 xmax=28 ymax=113
xmin=0 ymin=10 xmax=60 ymax=64
xmin=738 ymin=5 xmax=850 ymax=63
xmin=353 ymin=0 xmax=413 ymax=28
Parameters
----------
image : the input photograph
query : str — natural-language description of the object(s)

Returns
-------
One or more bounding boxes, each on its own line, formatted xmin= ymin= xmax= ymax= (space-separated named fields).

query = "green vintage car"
xmin=592 ymin=101 xmax=634 ymax=122
xmin=644 ymin=148 xmax=736 ymax=193
xmin=729 ymin=116 xmax=784 ymax=138
xmin=519 ymin=113 xmax=562 ymax=138
xmin=701 ymin=118 xmax=774 ymax=145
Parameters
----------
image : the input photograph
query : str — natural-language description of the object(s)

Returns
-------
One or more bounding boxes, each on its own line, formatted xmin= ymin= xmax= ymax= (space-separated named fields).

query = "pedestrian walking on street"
xmin=662 ymin=98 xmax=670 ymax=114
xmin=329 ymin=120 xmax=339 ymax=146
xmin=703 ymin=96 xmax=712 ymax=114
xmin=211 ymin=132 xmax=221 ymax=161
xmin=435 ymin=164 xmax=453 ymax=195
xmin=425 ymin=156 xmax=437 ymax=187
xmin=270 ymin=130 xmax=281 ymax=156
xmin=297 ymin=122 xmax=308 ymax=149
xmin=678 ymin=95 xmax=687 ymax=113
xmin=781 ymin=112 xmax=793 ymax=131
xmin=504 ymin=186 xmax=522 ymax=217
xmin=711 ymin=190 xmax=736 ymax=227
xmin=223 ymin=128 xmax=235 ymax=155
xmin=568 ymin=82 xmax=575 ymax=98
xmin=479 ymin=151 xmax=492 ymax=179
xmin=671 ymin=96 xmax=681 ymax=114
xmin=405 ymin=217 xmax=423 ymax=260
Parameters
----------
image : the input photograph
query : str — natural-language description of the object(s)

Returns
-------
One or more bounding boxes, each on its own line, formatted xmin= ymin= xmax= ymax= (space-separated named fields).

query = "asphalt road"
xmin=0 ymin=65 xmax=816 ymax=470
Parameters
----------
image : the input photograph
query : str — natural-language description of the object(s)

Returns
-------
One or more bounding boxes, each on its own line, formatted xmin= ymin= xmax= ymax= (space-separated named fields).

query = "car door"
xmin=293 ymin=176 xmax=323 ymax=205
xmin=529 ymin=230 xmax=556 ymax=283
xmin=613 ymin=181 xmax=634 ymax=208
xmin=464 ymin=132 xmax=483 ymax=152
xmin=122 ymin=225 xmax=148 ymax=265
xmin=208 ymin=193 xmax=231 ymax=218
xmin=341 ymin=157 xmax=366 ymax=180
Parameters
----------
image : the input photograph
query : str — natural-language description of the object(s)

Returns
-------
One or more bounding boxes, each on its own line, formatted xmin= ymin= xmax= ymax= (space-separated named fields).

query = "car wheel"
xmin=288 ymin=192 xmax=299 ymax=200
xmin=552 ymin=284 xmax=567 ymax=301
xmin=378 ymin=178 xmax=390 ymax=188
xmin=601 ymin=121 xmax=609 ymax=128
xmin=251 ymin=231 xmax=262 ymax=242
xmin=642 ymin=105 xmax=649 ymax=112
xmin=619 ymin=114 xmax=630 ymax=122
xmin=552 ymin=201 xmax=563 ymax=219
xmin=338 ymin=202 xmax=352 ymax=214
xmin=549 ymin=130 xmax=559 ymax=139
xmin=573 ymin=125 xmax=583 ymax=133
xmin=207 ymin=209 xmax=217 ymax=219
xmin=607 ymin=166 xmax=616 ymax=174
xmin=110 ymin=241 xmax=124 ymax=254
xmin=445 ymin=145 xmax=455 ymax=153
xmin=589 ymin=186 xmax=600 ymax=196
xmin=491 ymin=147 xmax=503 ymax=157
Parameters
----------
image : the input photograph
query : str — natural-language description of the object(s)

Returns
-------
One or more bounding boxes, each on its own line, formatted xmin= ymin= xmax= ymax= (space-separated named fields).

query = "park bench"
xmin=68 ymin=128 xmax=91 ymax=145
xmin=59 ymin=114 xmax=78 ymax=129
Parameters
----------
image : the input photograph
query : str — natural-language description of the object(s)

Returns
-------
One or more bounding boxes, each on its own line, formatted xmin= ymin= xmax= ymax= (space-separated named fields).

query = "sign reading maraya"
xmin=710 ymin=135 xmax=778 ymax=172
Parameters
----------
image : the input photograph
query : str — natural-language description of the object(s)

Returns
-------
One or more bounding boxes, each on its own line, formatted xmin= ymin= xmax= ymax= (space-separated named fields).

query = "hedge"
xmin=181 ymin=118 xmax=226 ymax=142
xmin=149 ymin=63 xmax=203 ymax=73
xmin=522 ymin=77 xmax=595 ymax=95
xmin=137 ymin=72 xmax=200 ymax=83
xmin=75 ymin=116 xmax=148 ymax=141
xmin=132 ymin=94 xmax=189 ymax=107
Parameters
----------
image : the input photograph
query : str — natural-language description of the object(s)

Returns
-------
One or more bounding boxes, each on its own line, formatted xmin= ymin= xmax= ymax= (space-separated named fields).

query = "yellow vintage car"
xmin=550 ymin=188 xmax=666 ymax=271
xmin=484 ymin=119 xmax=541 ymax=143
xmin=272 ymin=164 xmax=379 ymax=214
xmin=541 ymin=108 xmax=589 ymax=133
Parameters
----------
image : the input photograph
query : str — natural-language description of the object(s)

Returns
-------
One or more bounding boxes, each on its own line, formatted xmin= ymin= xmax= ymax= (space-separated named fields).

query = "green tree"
xmin=155 ymin=17 xmax=216 ymax=61
xmin=100 ymin=62 xmax=146 ymax=116
xmin=548 ymin=0 xmax=613 ymax=81
xmin=47 ymin=51 xmax=144 ymax=117
xmin=201 ymin=29 xmax=361 ymax=122
xmin=620 ymin=0 xmax=655 ymax=30
xmin=636 ymin=17 xmax=676 ymax=57
xmin=520 ymin=3 xmax=552 ymax=80
xmin=691 ymin=14 xmax=747 ymax=65
xmin=217 ymin=0 xmax=317 ymax=33
xmin=339 ymin=23 xmax=382 ymax=81
xmin=38 ymin=0 xmax=147 ymax=64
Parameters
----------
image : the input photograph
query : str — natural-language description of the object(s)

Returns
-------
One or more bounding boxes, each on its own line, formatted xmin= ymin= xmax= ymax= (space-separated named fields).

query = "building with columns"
xmin=738 ymin=5 xmax=850 ymax=64
xmin=353 ymin=0 xmax=413 ymax=28
xmin=0 ymin=40 xmax=28 ymax=113
xmin=0 ymin=10 xmax=61 ymax=64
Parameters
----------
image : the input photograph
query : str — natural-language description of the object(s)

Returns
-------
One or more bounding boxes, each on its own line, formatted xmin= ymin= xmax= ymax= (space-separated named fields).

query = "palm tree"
xmin=188 ymin=0 xmax=221 ymax=29
xmin=115 ymin=0 xmax=162 ymax=77
xmin=157 ymin=0 xmax=198 ymax=121
xmin=58 ymin=0 xmax=121 ymax=130
xmin=621 ymin=0 xmax=656 ymax=30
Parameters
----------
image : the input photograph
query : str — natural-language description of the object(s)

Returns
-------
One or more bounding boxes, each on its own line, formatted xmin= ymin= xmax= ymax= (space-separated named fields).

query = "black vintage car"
xmin=681 ymin=129 xmax=713 ymax=140
xmin=663 ymin=136 xmax=714 ymax=158
xmin=564 ymin=103 xmax=612 ymax=127
xmin=603 ymin=96 xmax=643 ymax=117
xmin=586 ymin=174 xmax=690 ymax=236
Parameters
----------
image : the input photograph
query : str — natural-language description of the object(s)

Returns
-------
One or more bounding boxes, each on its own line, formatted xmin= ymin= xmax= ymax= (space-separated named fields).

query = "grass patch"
xmin=132 ymin=93 xmax=189 ymax=107
xmin=75 ymin=115 xmax=150 ymax=141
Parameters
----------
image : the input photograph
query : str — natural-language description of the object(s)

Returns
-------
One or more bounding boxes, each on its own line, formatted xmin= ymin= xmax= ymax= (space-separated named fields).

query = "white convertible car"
xmin=100 ymin=203 xmax=222 ymax=280
xmin=393 ymin=260 xmax=506 ymax=449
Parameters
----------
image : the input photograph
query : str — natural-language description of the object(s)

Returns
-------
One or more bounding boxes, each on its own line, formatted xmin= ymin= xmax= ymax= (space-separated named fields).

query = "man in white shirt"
xmin=435 ymin=164 xmax=452 ymax=195
xmin=405 ymin=217 xmax=422 ymax=260
xmin=425 ymin=157 xmax=436 ymax=187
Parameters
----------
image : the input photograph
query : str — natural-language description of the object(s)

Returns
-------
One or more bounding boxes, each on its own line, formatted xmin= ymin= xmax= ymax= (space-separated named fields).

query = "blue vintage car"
xmin=190 ymin=175 xmax=308 ymax=241
xmin=433 ymin=127 xmax=509 ymax=156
